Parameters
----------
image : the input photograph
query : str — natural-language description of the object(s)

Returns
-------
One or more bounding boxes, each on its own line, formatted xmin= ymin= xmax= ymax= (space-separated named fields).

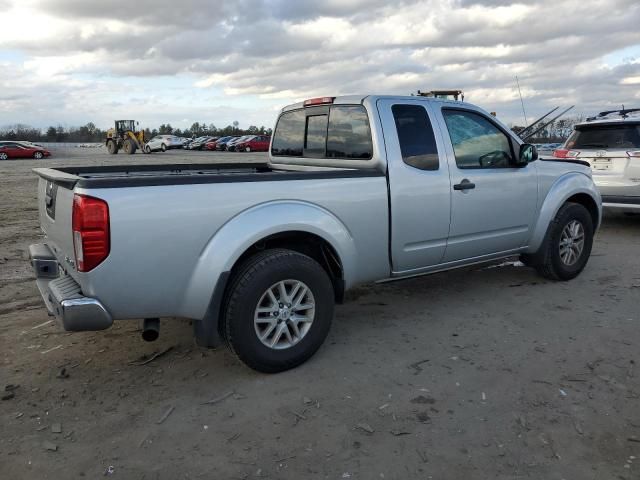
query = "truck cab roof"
xmin=281 ymin=94 xmax=471 ymax=113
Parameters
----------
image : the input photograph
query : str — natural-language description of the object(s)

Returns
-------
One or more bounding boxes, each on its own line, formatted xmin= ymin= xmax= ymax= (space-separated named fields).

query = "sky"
xmin=0 ymin=0 xmax=639 ymax=131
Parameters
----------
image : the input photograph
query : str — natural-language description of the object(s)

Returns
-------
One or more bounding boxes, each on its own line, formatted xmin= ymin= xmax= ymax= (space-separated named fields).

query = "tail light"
xmin=552 ymin=148 xmax=580 ymax=159
xmin=72 ymin=194 xmax=110 ymax=272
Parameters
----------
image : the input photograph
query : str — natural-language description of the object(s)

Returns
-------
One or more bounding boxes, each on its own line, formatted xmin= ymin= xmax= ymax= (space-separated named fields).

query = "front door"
xmin=378 ymin=99 xmax=452 ymax=273
xmin=435 ymin=107 xmax=538 ymax=262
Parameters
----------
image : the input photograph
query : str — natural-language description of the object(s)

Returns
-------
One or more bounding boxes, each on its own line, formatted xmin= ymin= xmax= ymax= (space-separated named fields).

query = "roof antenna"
xmin=515 ymin=76 xmax=528 ymax=126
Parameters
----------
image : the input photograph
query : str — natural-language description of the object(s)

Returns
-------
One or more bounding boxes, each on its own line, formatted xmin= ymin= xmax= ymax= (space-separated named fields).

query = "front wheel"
xmin=33 ymin=151 xmax=43 ymax=159
xmin=161 ymin=143 xmax=167 ymax=152
xmin=144 ymin=145 xmax=151 ymax=154
xmin=534 ymin=202 xmax=594 ymax=281
xmin=222 ymin=249 xmax=334 ymax=373
xmin=245 ymin=146 xmax=251 ymax=152
xmin=123 ymin=139 xmax=136 ymax=154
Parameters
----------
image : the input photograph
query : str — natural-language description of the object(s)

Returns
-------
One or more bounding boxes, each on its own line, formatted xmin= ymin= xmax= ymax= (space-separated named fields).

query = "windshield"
xmin=566 ymin=124 xmax=640 ymax=149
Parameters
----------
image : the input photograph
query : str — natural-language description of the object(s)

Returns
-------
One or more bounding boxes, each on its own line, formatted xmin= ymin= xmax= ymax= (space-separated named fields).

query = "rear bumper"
xmin=29 ymin=243 xmax=113 ymax=331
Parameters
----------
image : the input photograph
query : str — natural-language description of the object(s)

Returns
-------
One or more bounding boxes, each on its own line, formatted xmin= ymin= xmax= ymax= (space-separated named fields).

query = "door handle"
xmin=453 ymin=179 xmax=475 ymax=191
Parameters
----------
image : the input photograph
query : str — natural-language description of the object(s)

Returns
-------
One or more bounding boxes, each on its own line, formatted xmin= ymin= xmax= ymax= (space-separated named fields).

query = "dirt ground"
xmin=1 ymin=146 xmax=640 ymax=480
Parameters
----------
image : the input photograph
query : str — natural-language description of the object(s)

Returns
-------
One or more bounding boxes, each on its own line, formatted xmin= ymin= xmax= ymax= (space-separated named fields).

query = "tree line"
xmin=510 ymin=115 xmax=584 ymax=143
xmin=0 ymin=121 xmax=272 ymax=143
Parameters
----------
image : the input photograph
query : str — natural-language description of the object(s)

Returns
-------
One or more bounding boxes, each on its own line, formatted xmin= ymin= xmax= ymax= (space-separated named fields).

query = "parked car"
xmin=0 ymin=140 xmax=44 ymax=148
xmin=144 ymin=135 xmax=183 ymax=153
xmin=30 ymin=94 xmax=601 ymax=373
xmin=204 ymin=138 xmax=221 ymax=150
xmin=187 ymin=136 xmax=216 ymax=150
xmin=226 ymin=135 xmax=255 ymax=152
xmin=0 ymin=142 xmax=51 ymax=160
xmin=234 ymin=135 xmax=271 ymax=152
xmin=216 ymin=136 xmax=240 ymax=151
xmin=553 ymin=108 xmax=640 ymax=212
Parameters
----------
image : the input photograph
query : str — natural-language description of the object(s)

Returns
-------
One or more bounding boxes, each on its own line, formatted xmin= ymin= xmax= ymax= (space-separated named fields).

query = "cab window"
xmin=442 ymin=109 xmax=514 ymax=169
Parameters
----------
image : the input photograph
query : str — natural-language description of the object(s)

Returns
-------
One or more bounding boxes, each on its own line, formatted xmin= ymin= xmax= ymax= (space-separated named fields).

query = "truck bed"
xmin=34 ymin=163 xmax=383 ymax=189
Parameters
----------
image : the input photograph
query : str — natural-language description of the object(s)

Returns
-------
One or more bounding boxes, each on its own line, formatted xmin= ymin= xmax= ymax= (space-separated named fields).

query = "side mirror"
xmin=517 ymin=143 xmax=538 ymax=166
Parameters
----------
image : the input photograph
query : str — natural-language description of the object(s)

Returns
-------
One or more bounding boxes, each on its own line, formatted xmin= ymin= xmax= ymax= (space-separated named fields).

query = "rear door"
xmin=435 ymin=106 xmax=537 ymax=262
xmin=378 ymin=99 xmax=452 ymax=272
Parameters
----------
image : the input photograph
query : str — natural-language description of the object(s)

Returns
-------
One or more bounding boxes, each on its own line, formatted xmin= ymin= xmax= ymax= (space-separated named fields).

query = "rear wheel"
xmin=245 ymin=146 xmax=251 ymax=152
xmin=161 ymin=143 xmax=167 ymax=152
xmin=533 ymin=202 xmax=594 ymax=281
xmin=222 ymin=249 xmax=334 ymax=373
xmin=106 ymin=140 xmax=118 ymax=154
xmin=0 ymin=152 xmax=8 ymax=160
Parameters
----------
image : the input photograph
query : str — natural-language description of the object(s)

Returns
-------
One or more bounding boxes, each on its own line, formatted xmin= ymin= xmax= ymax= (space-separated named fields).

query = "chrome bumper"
xmin=29 ymin=244 xmax=113 ymax=331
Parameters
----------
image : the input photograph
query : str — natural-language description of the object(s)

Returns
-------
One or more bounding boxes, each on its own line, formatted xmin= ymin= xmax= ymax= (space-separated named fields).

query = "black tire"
xmin=107 ymin=140 xmax=118 ymax=154
xmin=123 ymin=139 xmax=136 ymax=154
xmin=161 ymin=143 xmax=167 ymax=152
xmin=0 ymin=152 xmax=8 ymax=160
xmin=222 ymin=249 xmax=334 ymax=373
xmin=144 ymin=145 xmax=151 ymax=154
xmin=534 ymin=202 xmax=594 ymax=281
xmin=33 ymin=151 xmax=43 ymax=159
xmin=245 ymin=146 xmax=251 ymax=152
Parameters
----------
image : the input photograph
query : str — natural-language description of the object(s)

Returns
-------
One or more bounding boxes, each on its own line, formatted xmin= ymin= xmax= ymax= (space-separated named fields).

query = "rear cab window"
xmin=391 ymin=104 xmax=439 ymax=171
xmin=271 ymin=105 xmax=373 ymax=160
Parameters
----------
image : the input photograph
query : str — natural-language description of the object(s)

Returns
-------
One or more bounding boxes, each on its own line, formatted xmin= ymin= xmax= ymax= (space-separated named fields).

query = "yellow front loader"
xmin=105 ymin=120 xmax=146 ymax=154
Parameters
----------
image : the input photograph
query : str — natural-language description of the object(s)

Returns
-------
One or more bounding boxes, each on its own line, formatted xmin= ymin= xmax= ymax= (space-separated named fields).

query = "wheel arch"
xmin=181 ymin=200 xmax=356 ymax=323
xmin=526 ymin=173 xmax=602 ymax=253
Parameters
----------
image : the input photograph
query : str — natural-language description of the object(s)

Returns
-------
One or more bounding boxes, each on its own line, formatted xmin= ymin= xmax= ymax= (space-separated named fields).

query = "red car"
xmin=234 ymin=135 xmax=271 ymax=153
xmin=0 ymin=142 xmax=51 ymax=160
xmin=204 ymin=139 xmax=218 ymax=150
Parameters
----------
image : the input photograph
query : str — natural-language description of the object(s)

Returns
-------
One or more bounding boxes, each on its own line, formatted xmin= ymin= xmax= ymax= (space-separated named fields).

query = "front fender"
xmin=180 ymin=200 xmax=356 ymax=320
xmin=526 ymin=172 xmax=602 ymax=253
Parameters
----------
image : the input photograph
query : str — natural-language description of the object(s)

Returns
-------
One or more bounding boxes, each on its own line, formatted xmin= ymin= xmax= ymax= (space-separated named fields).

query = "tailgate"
xmin=37 ymin=176 xmax=77 ymax=273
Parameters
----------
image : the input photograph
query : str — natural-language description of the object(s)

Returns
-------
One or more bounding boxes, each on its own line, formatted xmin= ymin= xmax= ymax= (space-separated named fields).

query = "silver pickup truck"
xmin=30 ymin=95 xmax=602 ymax=372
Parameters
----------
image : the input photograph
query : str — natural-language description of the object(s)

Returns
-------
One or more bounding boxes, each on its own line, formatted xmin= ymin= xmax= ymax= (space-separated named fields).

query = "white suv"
xmin=553 ymin=108 xmax=640 ymax=212
xmin=144 ymin=135 xmax=183 ymax=153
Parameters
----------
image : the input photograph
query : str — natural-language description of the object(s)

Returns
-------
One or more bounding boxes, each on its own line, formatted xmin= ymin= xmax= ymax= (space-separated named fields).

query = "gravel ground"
xmin=1 ymin=146 xmax=640 ymax=479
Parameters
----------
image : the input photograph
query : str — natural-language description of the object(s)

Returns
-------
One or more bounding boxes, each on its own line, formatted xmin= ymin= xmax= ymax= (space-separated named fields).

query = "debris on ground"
xmin=56 ymin=368 xmax=69 ymax=379
xmin=356 ymin=423 xmax=374 ymax=434
xmin=129 ymin=346 xmax=174 ymax=366
xmin=156 ymin=405 xmax=175 ymax=424
xmin=202 ymin=391 xmax=234 ymax=405
xmin=43 ymin=441 xmax=57 ymax=452
xmin=104 ymin=465 xmax=115 ymax=476
xmin=409 ymin=359 xmax=430 ymax=375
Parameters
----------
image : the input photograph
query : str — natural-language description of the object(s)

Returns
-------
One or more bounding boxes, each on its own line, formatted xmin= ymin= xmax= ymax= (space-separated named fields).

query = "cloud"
xmin=0 ymin=0 xmax=639 ymax=129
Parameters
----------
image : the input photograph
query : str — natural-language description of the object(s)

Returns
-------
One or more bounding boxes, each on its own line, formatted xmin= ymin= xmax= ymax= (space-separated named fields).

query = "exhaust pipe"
xmin=142 ymin=318 xmax=160 ymax=342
